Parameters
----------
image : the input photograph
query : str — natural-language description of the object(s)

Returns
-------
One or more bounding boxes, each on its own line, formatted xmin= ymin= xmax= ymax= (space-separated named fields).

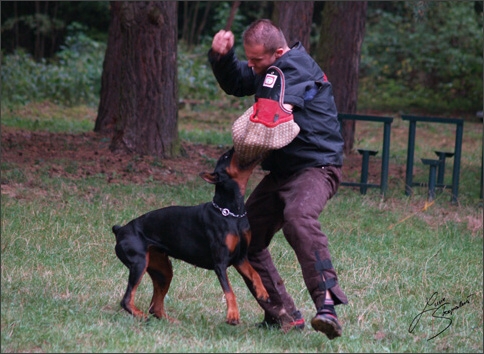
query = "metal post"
xmin=405 ymin=120 xmax=417 ymax=196
xmin=428 ymin=163 xmax=438 ymax=202
xmin=422 ymin=159 xmax=440 ymax=202
xmin=381 ymin=121 xmax=392 ymax=195
xmin=434 ymin=151 xmax=454 ymax=190
xmin=358 ymin=149 xmax=378 ymax=195
xmin=451 ymin=122 xmax=464 ymax=204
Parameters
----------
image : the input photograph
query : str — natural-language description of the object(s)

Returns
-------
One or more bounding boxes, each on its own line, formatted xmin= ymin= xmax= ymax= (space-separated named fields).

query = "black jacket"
xmin=209 ymin=42 xmax=344 ymax=177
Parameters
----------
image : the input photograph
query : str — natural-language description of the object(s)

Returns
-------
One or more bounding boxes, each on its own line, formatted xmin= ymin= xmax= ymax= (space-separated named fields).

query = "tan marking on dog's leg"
xmin=234 ymin=259 xmax=270 ymax=301
xmin=147 ymin=247 xmax=178 ymax=322
xmin=224 ymin=284 xmax=240 ymax=325
xmin=126 ymin=253 xmax=149 ymax=319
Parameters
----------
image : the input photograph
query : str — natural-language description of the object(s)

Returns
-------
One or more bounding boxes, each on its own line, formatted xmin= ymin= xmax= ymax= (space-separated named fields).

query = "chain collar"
xmin=211 ymin=201 xmax=247 ymax=218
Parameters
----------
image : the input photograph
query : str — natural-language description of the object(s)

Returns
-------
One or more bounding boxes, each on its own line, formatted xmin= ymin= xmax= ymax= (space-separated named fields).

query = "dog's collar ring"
xmin=212 ymin=201 xmax=247 ymax=218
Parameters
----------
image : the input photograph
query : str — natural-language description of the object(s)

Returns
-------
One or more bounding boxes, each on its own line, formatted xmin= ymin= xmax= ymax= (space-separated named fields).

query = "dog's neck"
xmin=226 ymin=152 xmax=261 ymax=196
xmin=212 ymin=180 xmax=246 ymax=216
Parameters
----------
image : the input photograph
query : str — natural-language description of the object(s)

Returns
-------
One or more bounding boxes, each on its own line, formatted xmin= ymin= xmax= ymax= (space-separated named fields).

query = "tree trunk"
xmin=188 ymin=1 xmax=199 ymax=47
xmin=34 ymin=1 xmax=41 ymax=60
xmin=13 ymin=1 xmax=19 ymax=49
xmin=94 ymin=1 xmax=122 ymax=134
xmin=273 ymin=1 xmax=314 ymax=52
xmin=181 ymin=1 xmax=189 ymax=44
xmin=195 ymin=2 xmax=211 ymax=46
xmin=50 ymin=1 xmax=60 ymax=58
xmin=316 ymin=1 xmax=367 ymax=155
xmin=109 ymin=1 xmax=180 ymax=158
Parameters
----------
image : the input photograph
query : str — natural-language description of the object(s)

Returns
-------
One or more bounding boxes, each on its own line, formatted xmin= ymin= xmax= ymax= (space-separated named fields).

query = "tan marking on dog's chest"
xmin=225 ymin=233 xmax=239 ymax=253
xmin=243 ymin=229 xmax=252 ymax=245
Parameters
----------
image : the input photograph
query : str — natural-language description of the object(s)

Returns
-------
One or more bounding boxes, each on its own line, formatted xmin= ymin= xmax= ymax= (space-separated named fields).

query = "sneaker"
xmin=310 ymin=310 xmax=342 ymax=340
xmin=258 ymin=310 xmax=305 ymax=331
xmin=288 ymin=310 xmax=305 ymax=330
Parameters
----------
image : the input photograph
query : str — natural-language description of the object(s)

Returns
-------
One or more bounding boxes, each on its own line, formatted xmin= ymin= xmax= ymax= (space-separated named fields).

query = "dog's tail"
xmin=112 ymin=225 xmax=122 ymax=235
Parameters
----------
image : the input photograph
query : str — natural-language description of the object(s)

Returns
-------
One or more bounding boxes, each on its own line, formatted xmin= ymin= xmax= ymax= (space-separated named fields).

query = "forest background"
xmin=1 ymin=1 xmax=483 ymax=118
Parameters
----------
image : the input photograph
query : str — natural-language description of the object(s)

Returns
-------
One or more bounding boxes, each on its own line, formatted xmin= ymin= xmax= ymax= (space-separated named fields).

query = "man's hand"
xmin=211 ymin=30 xmax=235 ymax=56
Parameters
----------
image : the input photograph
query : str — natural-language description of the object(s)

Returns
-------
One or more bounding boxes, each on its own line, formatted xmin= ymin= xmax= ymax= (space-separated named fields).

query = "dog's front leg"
xmin=214 ymin=265 xmax=240 ymax=325
xmin=234 ymin=259 xmax=270 ymax=302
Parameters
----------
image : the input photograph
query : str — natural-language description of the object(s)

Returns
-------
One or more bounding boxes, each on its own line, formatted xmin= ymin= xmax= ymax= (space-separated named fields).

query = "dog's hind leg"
xmin=146 ymin=247 xmax=177 ymax=322
xmin=116 ymin=243 xmax=149 ymax=319
xmin=121 ymin=257 xmax=149 ymax=319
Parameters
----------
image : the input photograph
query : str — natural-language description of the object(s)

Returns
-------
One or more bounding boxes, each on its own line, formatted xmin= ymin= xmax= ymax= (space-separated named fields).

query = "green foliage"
xmin=208 ymin=1 xmax=247 ymax=44
xmin=177 ymin=44 xmax=223 ymax=102
xmin=1 ymin=12 xmax=65 ymax=39
xmin=359 ymin=2 xmax=483 ymax=114
xmin=2 ymin=2 xmax=481 ymax=117
xmin=1 ymin=31 xmax=224 ymax=107
xmin=1 ymin=23 xmax=105 ymax=107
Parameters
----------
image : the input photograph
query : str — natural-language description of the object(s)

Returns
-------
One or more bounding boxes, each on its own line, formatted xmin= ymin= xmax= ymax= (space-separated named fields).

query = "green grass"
xmin=1 ymin=103 xmax=483 ymax=353
xmin=1 ymin=102 xmax=97 ymax=134
xmin=179 ymin=129 xmax=232 ymax=146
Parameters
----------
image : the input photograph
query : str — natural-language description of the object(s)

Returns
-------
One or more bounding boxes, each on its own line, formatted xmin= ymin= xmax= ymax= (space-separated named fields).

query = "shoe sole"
xmin=310 ymin=316 xmax=342 ymax=340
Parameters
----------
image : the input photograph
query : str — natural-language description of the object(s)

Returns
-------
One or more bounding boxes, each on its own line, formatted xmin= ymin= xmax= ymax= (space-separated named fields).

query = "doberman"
xmin=112 ymin=147 xmax=269 ymax=325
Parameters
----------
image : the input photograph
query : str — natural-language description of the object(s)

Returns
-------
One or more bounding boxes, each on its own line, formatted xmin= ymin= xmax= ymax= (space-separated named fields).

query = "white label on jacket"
xmin=263 ymin=74 xmax=277 ymax=88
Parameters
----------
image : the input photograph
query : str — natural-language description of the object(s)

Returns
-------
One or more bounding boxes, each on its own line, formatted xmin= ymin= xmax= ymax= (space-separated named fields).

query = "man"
xmin=208 ymin=19 xmax=347 ymax=340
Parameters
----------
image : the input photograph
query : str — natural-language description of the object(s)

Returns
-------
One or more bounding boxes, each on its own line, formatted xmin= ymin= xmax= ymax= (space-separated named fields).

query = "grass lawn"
xmin=1 ymin=102 xmax=482 ymax=353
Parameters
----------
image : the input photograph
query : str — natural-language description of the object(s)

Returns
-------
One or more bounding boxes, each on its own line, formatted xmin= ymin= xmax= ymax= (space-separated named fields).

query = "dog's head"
xmin=199 ymin=147 xmax=261 ymax=196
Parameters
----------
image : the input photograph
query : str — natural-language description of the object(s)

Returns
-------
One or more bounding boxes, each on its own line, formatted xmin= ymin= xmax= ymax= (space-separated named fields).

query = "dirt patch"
xmin=2 ymin=126 xmax=481 ymax=235
xmin=1 ymin=127 xmax=228 ymax=186
xmin=1 ymin=126 xmax=387 ymax=186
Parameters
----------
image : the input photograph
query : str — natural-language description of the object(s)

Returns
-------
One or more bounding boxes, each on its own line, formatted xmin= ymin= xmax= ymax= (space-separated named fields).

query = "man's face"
xmin=243 ymin=43 xmax=277 ymax=75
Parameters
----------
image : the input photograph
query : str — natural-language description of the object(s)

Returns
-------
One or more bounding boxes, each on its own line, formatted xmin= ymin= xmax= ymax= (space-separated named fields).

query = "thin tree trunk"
xmin=14 ymin=1 xmax=19 ymax=49
xmin=34 ymin=1 xmax=41 ymax=60
xmin=40 ymin=1 xmax=48 ymax=59
xmin=182 ymin=1 xmax=189 ymax=43
xmin=188 ymin=1 xmax=199 ymax=48
xmin=195 ymin=2 xmax=211 ymax=46
xmin=50 ymin=1 xmax=59 ymax=57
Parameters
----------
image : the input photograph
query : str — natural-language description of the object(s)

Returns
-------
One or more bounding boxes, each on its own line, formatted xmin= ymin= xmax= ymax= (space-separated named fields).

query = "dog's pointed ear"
xmin=199 ymin=171 xmax=219 ymax=184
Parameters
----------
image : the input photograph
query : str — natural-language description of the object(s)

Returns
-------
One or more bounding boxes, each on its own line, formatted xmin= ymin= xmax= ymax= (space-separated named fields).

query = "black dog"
xmin=112 ymin=148 xmax=269 ymax=325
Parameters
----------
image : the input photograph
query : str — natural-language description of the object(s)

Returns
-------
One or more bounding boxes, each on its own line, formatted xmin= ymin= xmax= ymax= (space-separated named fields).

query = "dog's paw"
xmin=226 ymin=317 xmax=240 ymax=326
xmin=255 ymin=288 xmax=270 ymax=303
xmin=226 ymin=308 xmax=240 ymax=325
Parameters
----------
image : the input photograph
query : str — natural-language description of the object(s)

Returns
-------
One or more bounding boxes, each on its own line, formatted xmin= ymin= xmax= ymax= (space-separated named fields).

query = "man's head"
xmin=242 ymin=19 xmax=289 ymax=75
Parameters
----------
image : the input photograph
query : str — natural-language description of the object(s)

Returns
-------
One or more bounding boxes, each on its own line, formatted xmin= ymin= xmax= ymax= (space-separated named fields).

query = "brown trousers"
xmin=243 ymin=165 xmax=348 ymax=320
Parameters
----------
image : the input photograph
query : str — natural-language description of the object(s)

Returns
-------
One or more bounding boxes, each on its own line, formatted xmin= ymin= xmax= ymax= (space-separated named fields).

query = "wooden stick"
xmin=225 ymin=1 xmax=241 ymax=31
